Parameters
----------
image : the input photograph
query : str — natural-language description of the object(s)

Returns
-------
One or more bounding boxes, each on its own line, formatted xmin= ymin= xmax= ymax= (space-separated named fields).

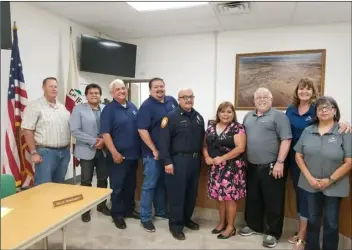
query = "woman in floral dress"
xmin=203 ymin=101 xmax=247 ymax=240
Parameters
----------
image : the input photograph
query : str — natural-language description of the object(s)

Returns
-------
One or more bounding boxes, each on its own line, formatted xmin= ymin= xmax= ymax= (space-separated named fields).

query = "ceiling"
xmin=30 ymin=1 xmax=351 ymax=40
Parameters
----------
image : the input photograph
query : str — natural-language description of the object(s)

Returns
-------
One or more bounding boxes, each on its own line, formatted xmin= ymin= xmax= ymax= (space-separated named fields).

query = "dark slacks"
xmin=244 ymin=162 xmax=286 ymax=239
xmin=165 ymin=155 xmax=200 ymax=233
xmin=80 ymin=150 xmax=108 ymax=209
xmin=107 ymin=155 xmax=138 ymax=219
xmin=305 ymin=192 xmax=341 ymax=250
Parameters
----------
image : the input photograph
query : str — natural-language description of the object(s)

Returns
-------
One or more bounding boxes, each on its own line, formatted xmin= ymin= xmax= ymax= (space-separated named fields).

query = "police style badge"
xmin=161 ymin=117 xmax=168 ymax=128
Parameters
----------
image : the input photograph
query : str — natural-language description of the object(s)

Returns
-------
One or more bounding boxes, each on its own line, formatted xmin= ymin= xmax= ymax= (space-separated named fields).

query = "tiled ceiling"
xmin=29 ymin=1 xmax=351 ymax=40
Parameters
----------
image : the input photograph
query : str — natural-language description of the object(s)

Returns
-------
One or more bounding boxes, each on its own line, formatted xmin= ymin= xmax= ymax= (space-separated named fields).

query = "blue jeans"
xmin=140 ymin=157 xmax=166 ymax=222
xmin=34 ymin=147 xmax=70 ymax=186
xmin=288 ymin=149 xmax=308 ymax=219
xmin=306 ymin=192 xmax=341 ymax=250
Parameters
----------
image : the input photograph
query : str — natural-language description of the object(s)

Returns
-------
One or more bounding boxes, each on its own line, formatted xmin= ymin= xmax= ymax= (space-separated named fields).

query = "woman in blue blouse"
xmin=285 ymin=78 xmax=351 ymax=250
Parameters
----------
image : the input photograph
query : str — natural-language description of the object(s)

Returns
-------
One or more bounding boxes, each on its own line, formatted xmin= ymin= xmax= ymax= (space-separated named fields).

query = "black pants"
xmin=244 ymin=162 xmax=286 ymax=239
xmin=107 ymin=155 xmax=138 ymax=219
xmin=80 ymin=150 xmax=108 ymax=209
xmin=165 ymin=155 xmax=200 ymax=233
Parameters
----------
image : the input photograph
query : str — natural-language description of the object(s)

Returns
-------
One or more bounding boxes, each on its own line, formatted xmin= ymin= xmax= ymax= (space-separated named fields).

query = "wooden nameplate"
xmin=53 ymin=194 xmax=83 ymax=207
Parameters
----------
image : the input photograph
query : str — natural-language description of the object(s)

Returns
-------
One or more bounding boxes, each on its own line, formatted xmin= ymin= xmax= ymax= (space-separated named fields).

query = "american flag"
xmin=2 ymin=24 xmax=34 ymax=188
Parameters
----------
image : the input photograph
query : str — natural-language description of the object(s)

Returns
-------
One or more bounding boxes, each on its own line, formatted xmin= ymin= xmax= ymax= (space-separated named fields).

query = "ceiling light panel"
xmin=126 ymin=2 xmax=209 ymax=12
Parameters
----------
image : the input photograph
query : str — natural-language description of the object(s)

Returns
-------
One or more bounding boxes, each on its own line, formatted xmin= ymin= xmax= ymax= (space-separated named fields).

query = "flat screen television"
xmin=80 ymin=35 xmax=137 ymax=77
xmin=1 ymin=1 xmax=12 ymax=50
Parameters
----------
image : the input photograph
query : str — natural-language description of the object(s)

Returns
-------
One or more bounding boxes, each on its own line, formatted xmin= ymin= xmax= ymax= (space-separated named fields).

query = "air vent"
xmin=215 ymin=1 xmax=250 ymax=15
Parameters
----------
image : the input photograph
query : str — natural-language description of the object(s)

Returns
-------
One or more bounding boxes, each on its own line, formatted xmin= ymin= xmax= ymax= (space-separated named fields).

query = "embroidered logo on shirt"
xmin=305 ymin=116 xmax=312 ymax=121
xmin=328 ymin=136 xmax=337 ymax=143
xmin=172 ymin=104 xmax=175 ymax=109
xmin=161 ymin=117 xmax=168 ymax=128
xmin=132 ymin=110 xmax=137 ymax=115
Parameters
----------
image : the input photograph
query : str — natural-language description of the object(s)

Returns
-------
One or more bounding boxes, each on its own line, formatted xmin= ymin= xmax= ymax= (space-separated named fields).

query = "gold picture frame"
xmin=234 ymin=49 xmax=326 ymax=110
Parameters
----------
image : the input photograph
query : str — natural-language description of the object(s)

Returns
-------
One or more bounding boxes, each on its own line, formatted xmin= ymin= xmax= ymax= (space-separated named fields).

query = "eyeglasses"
xmin=255 ymin=96 xmax=270 ymax=100
xmin=317 ymin=105 xmax=335 ymax=112
xmin=179 ymin=95 xmax=195 ymax=101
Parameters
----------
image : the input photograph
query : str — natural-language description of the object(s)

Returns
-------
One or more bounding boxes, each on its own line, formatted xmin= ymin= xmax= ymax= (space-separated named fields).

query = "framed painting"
xmin=234 ymin=49 xmax=326 ymax=110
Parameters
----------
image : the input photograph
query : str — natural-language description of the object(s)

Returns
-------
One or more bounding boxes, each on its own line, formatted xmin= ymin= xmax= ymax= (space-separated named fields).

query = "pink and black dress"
xmin=205 ymin=122 xmax=247 ymax=201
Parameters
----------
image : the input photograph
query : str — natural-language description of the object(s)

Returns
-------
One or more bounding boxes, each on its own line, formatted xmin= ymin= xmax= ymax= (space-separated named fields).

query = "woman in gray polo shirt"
xmin=294 ymin=96 xmax=351 ymax=250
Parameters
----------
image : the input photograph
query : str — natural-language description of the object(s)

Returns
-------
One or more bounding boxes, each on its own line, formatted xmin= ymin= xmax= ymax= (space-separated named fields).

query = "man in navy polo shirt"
xmin=101 ymin=79 xmax=141 ymax=230
xmin=137 ymin=77 xmax=178 ymax=232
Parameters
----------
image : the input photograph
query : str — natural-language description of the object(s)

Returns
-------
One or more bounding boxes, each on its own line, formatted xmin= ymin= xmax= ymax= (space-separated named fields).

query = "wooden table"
xmin=1 ymin=183 xmax=112 ymax=250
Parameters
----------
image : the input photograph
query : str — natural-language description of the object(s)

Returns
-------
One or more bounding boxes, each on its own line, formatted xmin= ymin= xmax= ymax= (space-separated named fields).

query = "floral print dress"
xmin=205 ymin=122 xmax=247 ymax=201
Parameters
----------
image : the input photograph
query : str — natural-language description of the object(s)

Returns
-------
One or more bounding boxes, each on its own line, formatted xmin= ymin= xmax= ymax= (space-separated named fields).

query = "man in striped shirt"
xmin=21 ymin=77 xmax=71 ymax=186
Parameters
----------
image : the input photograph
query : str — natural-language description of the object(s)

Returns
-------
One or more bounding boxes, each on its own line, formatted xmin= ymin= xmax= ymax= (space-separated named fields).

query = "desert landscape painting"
xmin=235 ymin=49 xmax=326 ymax=110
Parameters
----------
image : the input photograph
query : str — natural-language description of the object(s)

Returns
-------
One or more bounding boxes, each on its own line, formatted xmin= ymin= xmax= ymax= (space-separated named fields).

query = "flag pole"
xmin=70 ymin=26 xmax=77 ymax=185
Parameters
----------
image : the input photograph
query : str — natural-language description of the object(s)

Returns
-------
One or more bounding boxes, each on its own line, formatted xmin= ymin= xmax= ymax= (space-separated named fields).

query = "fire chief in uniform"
xmin=158 ymin=88 xmax=205 ymax=240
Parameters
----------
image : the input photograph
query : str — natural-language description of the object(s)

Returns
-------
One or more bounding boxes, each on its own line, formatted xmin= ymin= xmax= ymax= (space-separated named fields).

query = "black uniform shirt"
xmin=158 ymin=106 xmax=205 ymax=166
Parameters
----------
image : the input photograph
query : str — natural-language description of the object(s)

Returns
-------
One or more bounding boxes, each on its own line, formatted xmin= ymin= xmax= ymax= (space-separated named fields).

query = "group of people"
xmin=21 ymin=76 xmax=351 ymax=250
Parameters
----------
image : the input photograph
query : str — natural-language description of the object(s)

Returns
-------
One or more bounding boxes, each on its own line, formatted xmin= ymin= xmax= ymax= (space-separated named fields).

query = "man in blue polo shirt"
xmin=137 ymin=77 xmax=178 ymax=232
xmin=101 ymin=79 xmax=141 ymax=230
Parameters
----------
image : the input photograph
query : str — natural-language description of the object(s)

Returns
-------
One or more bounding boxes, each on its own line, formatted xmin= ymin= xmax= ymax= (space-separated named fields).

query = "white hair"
xmin=178 ymin=88 xmax=193 ymax=97
xmin=254 ymin=87 xmax=273 ymax=98
xmin=109 ymin=79 xmax=125 ymax=91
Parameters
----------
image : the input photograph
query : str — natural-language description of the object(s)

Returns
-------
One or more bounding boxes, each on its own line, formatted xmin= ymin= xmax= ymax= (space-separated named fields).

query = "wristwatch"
xmin=30 ymin=150 xmax=38 ymax=155
xmin=329 ymin=176 xmax=336 ymax=184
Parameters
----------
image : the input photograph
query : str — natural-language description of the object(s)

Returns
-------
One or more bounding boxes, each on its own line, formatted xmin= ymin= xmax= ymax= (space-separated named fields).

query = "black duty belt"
xmin=172 ymin=152 xmax=200 ymax=158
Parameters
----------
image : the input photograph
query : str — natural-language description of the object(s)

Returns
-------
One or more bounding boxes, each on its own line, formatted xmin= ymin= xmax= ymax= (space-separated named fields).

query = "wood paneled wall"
xmin=134 ymin=160 xmax=352 ymax=238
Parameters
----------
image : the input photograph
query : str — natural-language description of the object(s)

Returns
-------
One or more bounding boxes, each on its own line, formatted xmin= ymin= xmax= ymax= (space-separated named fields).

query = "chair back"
xmin=1 ymin=174 xmax=16 ymax=199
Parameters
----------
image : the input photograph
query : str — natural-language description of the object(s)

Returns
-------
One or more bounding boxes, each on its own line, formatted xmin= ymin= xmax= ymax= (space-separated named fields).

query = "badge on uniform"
xmin=161 ymin=117 xmax=168 ymax=128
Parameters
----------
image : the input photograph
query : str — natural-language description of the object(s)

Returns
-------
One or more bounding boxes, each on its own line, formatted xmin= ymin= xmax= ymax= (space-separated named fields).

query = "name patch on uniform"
xmin=161 ymin=117 xmax=168 ymax=128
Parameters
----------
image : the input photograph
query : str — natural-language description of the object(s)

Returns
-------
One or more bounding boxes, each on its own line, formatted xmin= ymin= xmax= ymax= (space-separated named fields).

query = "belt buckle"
xmin=192 ymin=153 xmax=197 ymax=158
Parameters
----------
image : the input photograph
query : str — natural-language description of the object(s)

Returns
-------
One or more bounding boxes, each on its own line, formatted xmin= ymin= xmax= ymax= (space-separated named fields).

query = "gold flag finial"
xmin=13 ymin=21 xmax=17 ymax=30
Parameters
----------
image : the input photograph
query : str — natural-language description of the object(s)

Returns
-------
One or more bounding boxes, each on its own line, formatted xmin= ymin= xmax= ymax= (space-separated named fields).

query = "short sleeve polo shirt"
xmin=294 ymin=123 xmax=351 ymax=197
xmin=243 ymin=108 xmax=292 ymax=164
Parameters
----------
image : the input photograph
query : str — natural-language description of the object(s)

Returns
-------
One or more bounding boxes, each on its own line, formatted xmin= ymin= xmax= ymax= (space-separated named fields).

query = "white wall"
xmin=217 ymin=23 xmax=352 ymax=122
xmin=0 ymin=2 xmax=117 ymax=180
xmin=127 ymin=33 xmax=217 ymax=122
xmin=127 ymin=22 xmax=351 ymax=124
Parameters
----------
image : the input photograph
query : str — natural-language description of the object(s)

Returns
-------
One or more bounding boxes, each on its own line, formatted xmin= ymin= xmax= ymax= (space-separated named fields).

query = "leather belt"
xmin=37 ymin=145 xmax=69 ymax=150
xmin=248 ymin=162 xmax=275 ymax=168
xmin=173 ymin=152 xmax=200 ymax=158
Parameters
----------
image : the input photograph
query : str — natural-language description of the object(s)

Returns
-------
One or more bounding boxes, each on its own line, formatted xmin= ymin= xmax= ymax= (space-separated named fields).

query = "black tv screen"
xmin=1 ymin=1 xmax=12 ymax=50
xmin=80 ymin=35 xmax=137 ymax=77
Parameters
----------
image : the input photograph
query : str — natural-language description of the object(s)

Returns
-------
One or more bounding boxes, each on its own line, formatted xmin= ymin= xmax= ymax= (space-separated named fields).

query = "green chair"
xmin=1 ymin=174 xmax=16 ymax=199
